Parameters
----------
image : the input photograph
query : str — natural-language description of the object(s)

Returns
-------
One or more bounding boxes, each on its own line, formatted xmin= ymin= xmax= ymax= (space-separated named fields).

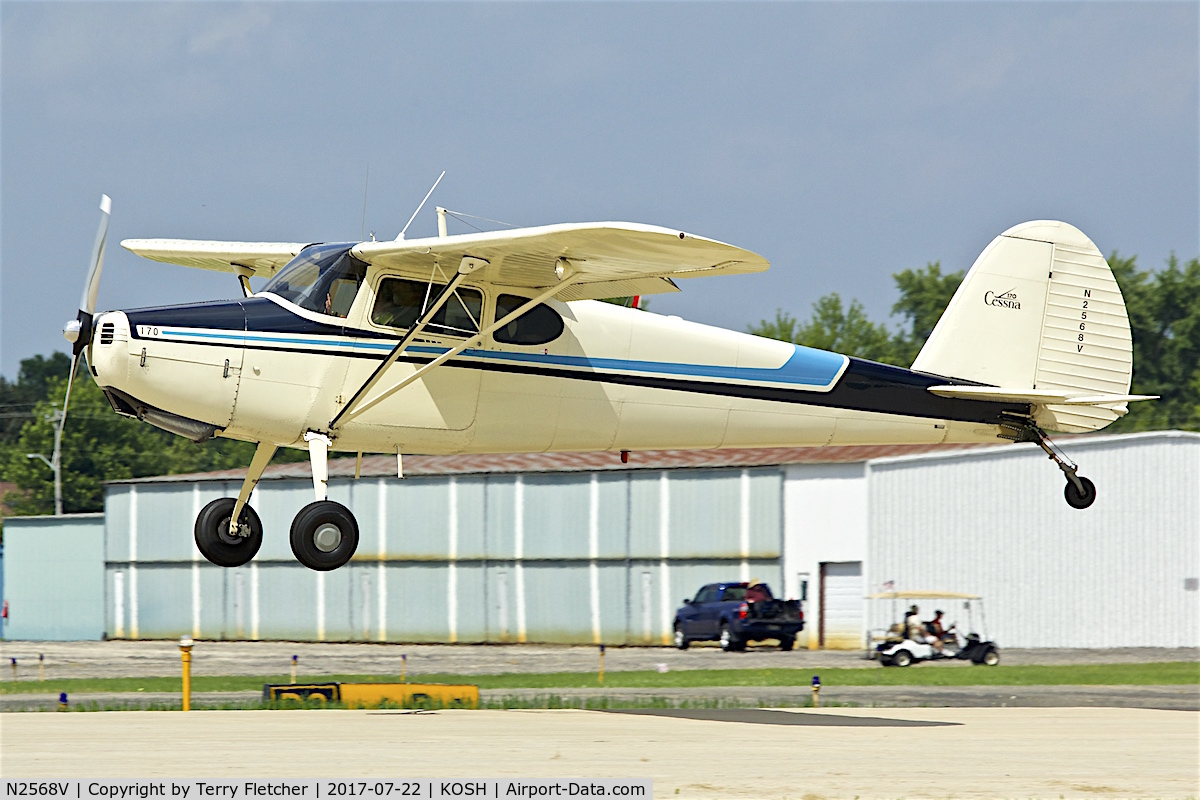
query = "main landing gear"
xmin=1000 ymin=416 xmax=1097 ymax=509
xmin=193 ymin=432 xmax=361 ymax=571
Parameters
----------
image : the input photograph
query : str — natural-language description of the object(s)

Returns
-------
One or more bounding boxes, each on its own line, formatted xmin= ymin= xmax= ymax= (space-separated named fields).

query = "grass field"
xmin=1 ymin=661 xmax=1196 ymax=695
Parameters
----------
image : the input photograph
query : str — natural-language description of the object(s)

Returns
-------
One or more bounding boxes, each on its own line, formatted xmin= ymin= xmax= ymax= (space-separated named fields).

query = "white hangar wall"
xmin=102 ymin=467 xmax=784 ymax=645
xmin=866 ymin=432 xmax=1200 ymax=649
xmin=782 ymin=463 xmax=869 ymax=650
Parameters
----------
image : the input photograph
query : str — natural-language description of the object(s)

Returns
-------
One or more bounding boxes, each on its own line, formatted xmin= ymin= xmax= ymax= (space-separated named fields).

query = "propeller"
xmin=54 ymin=195 xmax=112 ymax=490
xmin=62 ymin=194 xmax=111 ymax=357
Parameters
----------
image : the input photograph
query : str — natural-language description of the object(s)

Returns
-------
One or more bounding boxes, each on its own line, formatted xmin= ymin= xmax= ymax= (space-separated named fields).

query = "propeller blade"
xmin=80 ymin=194 xmax=111 ymax=315
xmin=58 ymin=352 xmax=81 ymax=443
xmin=64 ymin=194 xmax=111 ymax=356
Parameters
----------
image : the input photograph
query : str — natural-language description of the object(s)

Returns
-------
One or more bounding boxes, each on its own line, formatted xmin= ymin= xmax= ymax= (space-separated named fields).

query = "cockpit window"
xmin=262 ymin=244 xmax=367 ymax=318
xmin=371 ymin=278 xmax=483 ymax=338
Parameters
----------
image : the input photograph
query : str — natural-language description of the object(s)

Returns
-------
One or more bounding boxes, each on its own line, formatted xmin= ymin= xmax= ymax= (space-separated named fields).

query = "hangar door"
xmin=819 ymin=561 xmax=863 ymax=649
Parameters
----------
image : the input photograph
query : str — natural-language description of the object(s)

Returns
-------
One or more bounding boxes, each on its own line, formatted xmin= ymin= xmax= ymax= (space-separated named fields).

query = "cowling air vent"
xmin=99 ymin=322 xmax=115 ymax=345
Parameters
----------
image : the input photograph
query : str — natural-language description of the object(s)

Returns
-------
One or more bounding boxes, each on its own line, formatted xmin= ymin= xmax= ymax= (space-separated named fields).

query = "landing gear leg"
xmin=291 ymin=431 xmax=359 ymax=571
xmin=194 ymin=441 xmax=276 ymax=567
xmin=229 ymin=441 xmax=277 ymax=536
xmin=1001 ymin=417 xmax=1096 ymax=509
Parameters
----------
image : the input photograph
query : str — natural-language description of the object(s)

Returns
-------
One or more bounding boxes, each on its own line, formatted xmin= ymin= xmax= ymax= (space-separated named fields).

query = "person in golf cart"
xmin=927 ymin=610 xmax=956 ymax=642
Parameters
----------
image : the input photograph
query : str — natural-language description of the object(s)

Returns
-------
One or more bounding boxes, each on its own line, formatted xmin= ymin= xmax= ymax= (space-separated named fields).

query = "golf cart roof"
xmin=866 ymin=591 xmax=981 ymax=600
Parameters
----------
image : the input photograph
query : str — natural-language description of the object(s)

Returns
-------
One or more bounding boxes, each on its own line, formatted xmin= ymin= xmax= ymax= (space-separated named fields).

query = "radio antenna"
xmin=360 ymin=163 xmax=370 ymax=242
xmin=396 ymin=170 xmax=445 ymax=241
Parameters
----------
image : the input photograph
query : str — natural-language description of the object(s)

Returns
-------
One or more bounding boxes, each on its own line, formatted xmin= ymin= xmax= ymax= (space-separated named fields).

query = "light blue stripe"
xmin=158 ymin=329 xmax=846 ymax=388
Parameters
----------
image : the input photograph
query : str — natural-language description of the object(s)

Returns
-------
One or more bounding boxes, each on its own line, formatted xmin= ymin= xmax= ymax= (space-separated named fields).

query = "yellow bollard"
xmin=180 ymin=635 xmax=194 ymax=711
xmin=39 ymin=653 xmax=45 ymax=682
xmin=598 ymin=644 xmax=605 ymax=684
xmin=811 ymin=675 xmax=820 ymax=708
xmin=291 ymin=654 xmax=298 ymax=684
xmin=401 ymin=654 xmax=407 ymax=683
xmin=58 ymin=692 xmax=68 ymax=711
xmin=9 ymin=658 xmax=16 ymax=681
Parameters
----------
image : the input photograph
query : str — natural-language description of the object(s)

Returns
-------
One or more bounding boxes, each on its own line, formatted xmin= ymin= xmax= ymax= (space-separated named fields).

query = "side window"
xmin=493 ymin=294 xmax=565 ymax=346
xmin=371 ymin=278 xmax=483 ymax=338
xmin=695 ymin=586 xmax=718 ymax=604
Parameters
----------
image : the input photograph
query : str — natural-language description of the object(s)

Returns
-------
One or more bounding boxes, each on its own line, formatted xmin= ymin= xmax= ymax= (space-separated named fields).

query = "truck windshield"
xmin=262 ymin=244 xmax=367 ymax=318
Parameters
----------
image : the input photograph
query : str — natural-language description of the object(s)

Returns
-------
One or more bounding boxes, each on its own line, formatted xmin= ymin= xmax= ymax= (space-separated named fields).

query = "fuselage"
xmin=87 ymin=247 xmax=1025 ymax=456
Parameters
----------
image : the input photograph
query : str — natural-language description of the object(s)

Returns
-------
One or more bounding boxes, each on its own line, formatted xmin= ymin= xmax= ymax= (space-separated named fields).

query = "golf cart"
xmin=865 ymin=590 xmax=1000 ymax=667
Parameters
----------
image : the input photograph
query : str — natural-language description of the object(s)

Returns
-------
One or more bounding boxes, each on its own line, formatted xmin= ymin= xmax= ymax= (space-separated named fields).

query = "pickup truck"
xmin=674 ymin=582 xmax=804 ymax=651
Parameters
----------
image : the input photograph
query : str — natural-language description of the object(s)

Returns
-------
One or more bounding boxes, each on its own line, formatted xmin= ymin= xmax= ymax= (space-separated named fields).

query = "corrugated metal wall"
xmin=867 ymin=433 xmax=1200 ymax=648
xmin=104 ymin=467 xmax=783 ymax=643
xmin=2 ymin=514 xmax=106 ymax=640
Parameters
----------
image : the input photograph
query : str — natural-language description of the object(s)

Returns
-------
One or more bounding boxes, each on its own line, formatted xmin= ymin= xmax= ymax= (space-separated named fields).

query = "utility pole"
xmin=27 ymin=406 xmax=64 ymax=516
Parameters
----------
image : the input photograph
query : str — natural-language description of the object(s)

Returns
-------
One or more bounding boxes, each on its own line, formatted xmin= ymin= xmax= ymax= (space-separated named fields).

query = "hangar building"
xmin=3 ymin=430 xmax=1197 ymax=649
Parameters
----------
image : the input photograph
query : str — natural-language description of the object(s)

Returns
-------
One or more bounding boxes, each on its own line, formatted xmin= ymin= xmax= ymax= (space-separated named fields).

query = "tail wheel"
xmin=1065 ymin=477 xmax=1097 ymax=509
xmin=673 ymin=624 xmax=689 ymax=650
xmin=194 ymin=498 xmax=262 ymax=568
xmin=290 ymin=500 xmax=359 ymax=571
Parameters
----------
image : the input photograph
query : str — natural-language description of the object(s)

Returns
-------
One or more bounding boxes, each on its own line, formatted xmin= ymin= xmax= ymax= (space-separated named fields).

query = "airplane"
xmin=58 ymin=195 xmax=1154 ymax=572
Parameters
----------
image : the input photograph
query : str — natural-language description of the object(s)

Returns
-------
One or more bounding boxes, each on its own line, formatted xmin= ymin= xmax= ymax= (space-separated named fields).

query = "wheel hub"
xmin=313 ymin=523 xmax=342 ymax=552
xmin=216 ymin=516 xmax=245 ymax=546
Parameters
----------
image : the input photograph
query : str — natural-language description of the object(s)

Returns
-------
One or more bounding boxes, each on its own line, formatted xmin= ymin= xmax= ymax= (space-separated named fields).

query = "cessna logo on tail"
xmin=984 ymin=289 xmax=1020 ymax=310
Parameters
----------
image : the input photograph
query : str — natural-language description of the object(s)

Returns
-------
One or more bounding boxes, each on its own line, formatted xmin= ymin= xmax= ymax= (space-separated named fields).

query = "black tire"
xmin=194 ymin=498 xmax=263 ymax=568
xmin=778 ymin=635 xmax=796 ymax=651
xmin=892 ymin=649 xmax=913 ymax=668
xmin=879 ymin=655 xmax=895 ymax=667
xmin=719 ymin=623 xmax=744 ymax=652
xmin=290 ymin=500 xmax=359 ymax=571
xmin=1065 ymin=476 xmax=1097 ymax=509
xmin=673 ymin=623 xmax=689 ymax=650
xmin=975 ymin=647 xmax=1000 ymax=666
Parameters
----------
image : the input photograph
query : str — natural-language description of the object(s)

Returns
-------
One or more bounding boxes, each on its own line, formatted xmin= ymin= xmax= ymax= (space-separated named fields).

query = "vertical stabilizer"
xmin=912 ymin=221 xmax=1132 ymax=433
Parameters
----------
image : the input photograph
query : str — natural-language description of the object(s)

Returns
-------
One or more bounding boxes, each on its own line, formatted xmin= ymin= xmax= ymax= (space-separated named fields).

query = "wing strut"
xmin=331 ymin=272 xmax=582 ymax=429
xmin=329 ymin=268 xmax=470 ymax=430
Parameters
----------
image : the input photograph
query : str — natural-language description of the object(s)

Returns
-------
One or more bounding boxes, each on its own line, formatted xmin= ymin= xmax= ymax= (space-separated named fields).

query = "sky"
xmin=2 ymin=1 xmax=1197 ymax=378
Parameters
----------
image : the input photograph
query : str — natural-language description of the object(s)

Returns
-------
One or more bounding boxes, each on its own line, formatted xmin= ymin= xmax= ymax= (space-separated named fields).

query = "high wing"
xmin=121 ymin=223 xmax=770 ymax=301
xmin=351 ymin=222 xmax=769 ymax=301
xmin=120 ymin=239 xmax=309 ymax=278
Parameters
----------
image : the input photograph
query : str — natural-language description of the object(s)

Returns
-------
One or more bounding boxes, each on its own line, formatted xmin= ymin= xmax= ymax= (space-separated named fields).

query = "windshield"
xmin=262 ymin=244 xmax=367 ymax=318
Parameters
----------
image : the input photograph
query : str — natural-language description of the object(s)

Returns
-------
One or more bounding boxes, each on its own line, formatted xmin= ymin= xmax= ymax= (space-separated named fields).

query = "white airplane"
xmin=59 ymin=196 xmax=1153 ymax=571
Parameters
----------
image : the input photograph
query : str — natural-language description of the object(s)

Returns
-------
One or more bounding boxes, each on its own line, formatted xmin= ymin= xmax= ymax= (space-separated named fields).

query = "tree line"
xmin=2 ymin=250 xmax=1195 ymax=517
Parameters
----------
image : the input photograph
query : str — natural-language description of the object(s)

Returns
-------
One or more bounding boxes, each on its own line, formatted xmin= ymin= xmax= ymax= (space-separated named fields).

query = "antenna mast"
xmin=396 ymin=171 xmax=445 ymax=241
xmin=360 ymin=163 xmax=370 ymax=242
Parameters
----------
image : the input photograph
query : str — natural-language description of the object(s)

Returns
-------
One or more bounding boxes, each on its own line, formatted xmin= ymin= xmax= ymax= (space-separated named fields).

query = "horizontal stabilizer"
xmin=928 ymin=385 xmax=1157 ymax=406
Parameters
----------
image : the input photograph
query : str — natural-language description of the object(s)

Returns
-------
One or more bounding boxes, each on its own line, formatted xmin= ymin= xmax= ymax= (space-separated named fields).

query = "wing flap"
xmin=121 ymin=239 xmax=309 ymax=278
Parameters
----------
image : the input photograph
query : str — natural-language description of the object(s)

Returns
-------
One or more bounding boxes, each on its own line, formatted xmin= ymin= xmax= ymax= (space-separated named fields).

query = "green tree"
xmin=1107 ymin=253 xmax=1200 ymax=432
xmin=749 ymin=295 xmax=896 ymax=363
xmin=0 ymin=352 xmax=72 ymax=445
xmin=889 ymin=261 xmax=964 ymax=366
